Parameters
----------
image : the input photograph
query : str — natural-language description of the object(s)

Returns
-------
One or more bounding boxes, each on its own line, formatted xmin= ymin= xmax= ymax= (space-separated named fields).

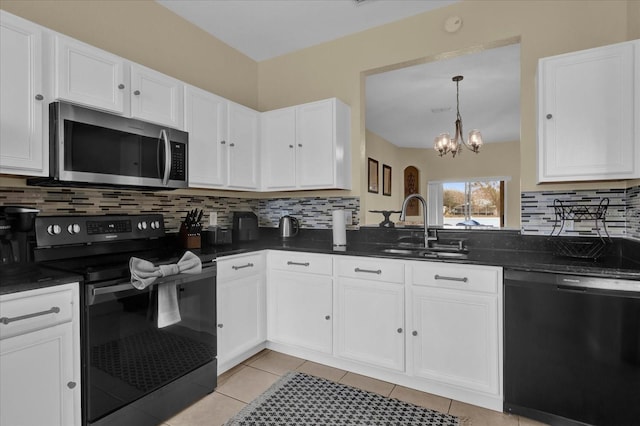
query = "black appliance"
xmin=0 ymin=206 xmax=39 ymax=264
xmin=504 ymin=269 xmax=640 ymax=426
xmin=34 ymin=214 xmax=217 ymax=426
xmin=28 ymin=102 xmax=188 ymax=190
xmin=232 ymin=211 xmax=259 ymax=242
xmin=202 ymin=226 xmax=232 ymax=246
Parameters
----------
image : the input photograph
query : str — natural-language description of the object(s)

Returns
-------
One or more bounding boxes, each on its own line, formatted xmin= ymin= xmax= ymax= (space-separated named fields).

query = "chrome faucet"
xmin=399 ymin=194 xmax=437 ymax=248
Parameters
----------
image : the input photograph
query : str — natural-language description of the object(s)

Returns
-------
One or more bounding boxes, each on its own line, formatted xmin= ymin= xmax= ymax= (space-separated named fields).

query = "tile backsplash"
xmin=0 ymin=187 xmax=359 ymax=232
xmin=521 ymin=186 xmax=639 ymax=239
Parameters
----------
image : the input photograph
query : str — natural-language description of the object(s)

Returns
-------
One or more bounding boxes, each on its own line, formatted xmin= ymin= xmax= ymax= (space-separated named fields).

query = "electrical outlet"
xmin=564 ymin=219 xmax=574 ymax=231
xmin=209 ymin=212 xmax=217 ymax=226
xmin=343 ymin=210 xmax=352 ymax=226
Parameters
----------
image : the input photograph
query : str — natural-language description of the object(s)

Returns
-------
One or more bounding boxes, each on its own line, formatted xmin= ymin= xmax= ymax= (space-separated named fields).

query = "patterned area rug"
xmin=224 ymin=371 xmax=463 ymax=425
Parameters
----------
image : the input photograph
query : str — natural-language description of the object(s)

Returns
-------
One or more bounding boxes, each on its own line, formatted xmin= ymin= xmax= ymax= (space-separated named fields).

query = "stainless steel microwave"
xmin=29 ymin=102 xmax=188 ymax=190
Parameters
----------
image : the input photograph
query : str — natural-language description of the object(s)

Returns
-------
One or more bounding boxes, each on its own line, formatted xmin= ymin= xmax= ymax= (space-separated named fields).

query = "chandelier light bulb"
xmin=468 ymin=129 xmax=483 ymax=152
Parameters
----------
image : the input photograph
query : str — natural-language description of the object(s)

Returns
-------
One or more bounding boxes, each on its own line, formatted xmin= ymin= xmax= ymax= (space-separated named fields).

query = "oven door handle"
xmin=88 ymin=264 xmax=216 ymax=302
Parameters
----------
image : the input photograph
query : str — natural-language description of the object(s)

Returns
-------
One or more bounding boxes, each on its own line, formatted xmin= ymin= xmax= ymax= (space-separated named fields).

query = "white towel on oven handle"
xmin=157 ymin=282 xmax=181 ymax=328
xmin=129 ymin=251 xmax=202 ymax=289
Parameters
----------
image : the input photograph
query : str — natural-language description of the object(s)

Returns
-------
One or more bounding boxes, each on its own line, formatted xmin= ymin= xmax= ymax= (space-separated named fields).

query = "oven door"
xmin=84 ymin=264 xmax=216 ymax=425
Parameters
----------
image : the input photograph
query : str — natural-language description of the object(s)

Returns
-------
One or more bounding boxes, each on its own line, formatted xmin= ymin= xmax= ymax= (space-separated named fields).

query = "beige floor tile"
xmin=296 ymin=360 xmax=348 ymax=382
xmin=389 ymin=385 xmax=451 ymax=414
xmin=164 ymin=391 xmax=245 ymax=426
xmin=248 ymin=350 xmax=305 ymax=375
xmin=519 ymin=416 xmax=550 ymax=426
xmin=241 ymin=349 xmax=271 ymax=366
xmin=338 ymin=371 xmax=395 ymax=397
xmin=449 ymin=400 xmax=518 ymax=426
xmin=216 ymin=366 xmax=280 ymax=403
xmin=217 ymin=363 xmax=246 ymax=387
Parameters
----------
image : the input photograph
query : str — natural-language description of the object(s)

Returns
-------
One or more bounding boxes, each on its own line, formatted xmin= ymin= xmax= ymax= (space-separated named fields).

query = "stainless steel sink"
xmin=380 ymin=247 xmax=468 ymax=259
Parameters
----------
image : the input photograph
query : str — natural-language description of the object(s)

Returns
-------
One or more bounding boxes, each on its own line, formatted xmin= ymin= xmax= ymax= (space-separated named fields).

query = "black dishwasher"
xmin=504 ymin=269 xmax=640 ymax=426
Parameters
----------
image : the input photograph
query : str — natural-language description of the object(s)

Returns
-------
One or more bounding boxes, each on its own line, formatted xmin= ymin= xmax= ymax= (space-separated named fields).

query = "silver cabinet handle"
xmin=546 ymin=113 xmax=553 ymax=119
xmin=298 ymin=143 xmax=302 ymax=147
xmin=118 ymin=84 xmax=125 ymax=90
xmin=412 ymin=331 xmax=418 ymax=336
xmin=160 ymin=129 xmax=171 ymax=186
xmin=217 ymin=324 xmax=224 ymax=328
xmin=287 ymin=261 xmax=309 ymax=267
xmin=67 ymin=381 xmax=76 ymax=389
xmin=232 ymin=262 xmax=254 ymax=270
xmin=221 ymin=140 xmax=226 ymax=145
xmin=434 ymin=274 xmax=468 ymax=283
xmin=35 ymin=94 xmax=44 ymax=101
xmin=397 ymin=328 xmax=403 ymax=333
xmin=134 ymin=90 xmax=141 ymax=95
xmin=0 ymin=306 xmax=60 ymax=325
xmin=289 ymin=144 xmax=294 ymax=148
xmin=354 ymin=267 xmax=382 ymax=275
xmin=229 ymin=142 xmax=235 ymax=147
xmin=325 ymin=315 xmax=331 ymax=320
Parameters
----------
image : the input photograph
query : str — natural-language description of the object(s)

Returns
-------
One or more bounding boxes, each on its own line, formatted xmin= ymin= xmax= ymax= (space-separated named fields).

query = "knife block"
xmin=179 ymin=225 xmax=201 ymax=249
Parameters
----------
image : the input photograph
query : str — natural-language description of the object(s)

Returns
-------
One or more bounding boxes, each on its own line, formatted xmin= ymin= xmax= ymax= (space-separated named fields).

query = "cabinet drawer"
xmin=269 ymin=251 xmax=332 ymax=275
xmin=0 ymin=285 xmax=76 ymax=340
xmin=336 ymin=256 xmax=404 ymax=284
xmin=217 ymin=252 xmax=264 ymax=281
xmin=411 ymin=262 xmax=500 ymax=294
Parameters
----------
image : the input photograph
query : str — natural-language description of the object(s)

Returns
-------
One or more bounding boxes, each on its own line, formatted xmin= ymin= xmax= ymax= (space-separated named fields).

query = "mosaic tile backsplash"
xmin=521 ymin=186 xmax=639 ymax=240
xmin=0 ymin=187 xmax=360 ymax=232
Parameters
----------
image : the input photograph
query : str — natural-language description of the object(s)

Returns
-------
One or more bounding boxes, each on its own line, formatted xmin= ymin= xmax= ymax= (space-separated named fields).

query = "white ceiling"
xmin=156 ymin=0 xmax=458 ymax=61
xmin=366 ymin=43 xmax=521 ymax=148
xmin=156 ymin=0 xmax=519 ymax=149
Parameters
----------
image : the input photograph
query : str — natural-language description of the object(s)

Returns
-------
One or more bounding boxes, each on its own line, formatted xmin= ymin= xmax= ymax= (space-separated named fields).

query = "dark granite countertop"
xmin=0 ymin=264 xmax=82 ymax=295
xmin=200 ymin=228 xmax=640 ymax=281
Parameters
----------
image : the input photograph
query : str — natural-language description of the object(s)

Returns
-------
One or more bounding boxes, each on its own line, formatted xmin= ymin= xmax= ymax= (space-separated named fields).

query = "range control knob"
xmin=137 ymin=221 xmax=147 ymax=231
xmin=67 ymin=224 xmax=81 ymax=234
xmin=150 ymin=220 xmax=161 ymax=230
xmin=47 ymin=224 xmax=62 ymax=235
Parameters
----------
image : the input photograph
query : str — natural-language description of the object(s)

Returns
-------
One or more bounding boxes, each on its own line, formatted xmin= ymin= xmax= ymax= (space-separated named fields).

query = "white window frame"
xmin=427 ymin=176 xmax=511 ymax=227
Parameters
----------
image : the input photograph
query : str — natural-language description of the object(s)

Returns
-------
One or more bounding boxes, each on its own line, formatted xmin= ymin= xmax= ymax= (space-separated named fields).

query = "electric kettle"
xmin=278 ymin=215 xmax=299 ymax=238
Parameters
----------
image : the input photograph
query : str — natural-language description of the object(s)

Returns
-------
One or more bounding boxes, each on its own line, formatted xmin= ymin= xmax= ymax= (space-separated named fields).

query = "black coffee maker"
xmin=0 ymin=206 xmax=39 ymax=264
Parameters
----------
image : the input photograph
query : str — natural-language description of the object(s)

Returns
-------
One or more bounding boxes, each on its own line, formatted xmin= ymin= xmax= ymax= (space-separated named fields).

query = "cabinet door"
xmin=185 ymin=86 xmax=228 ymax=187
xmin=0 ymin=12 xmax=47 ymax=176
xmin=227 ymin=102 xmax=259 ymax=189
xmin=268 ymin=270 xmax=333 ymax=353
xmin=54 ymin=34 xmax=126 ymax=114
xmin=217 ymin=274 xmax=265 ymax=367
xmin=296 ymin=99 xmax=336 ymax=188
xmin=410 ymin=286 xmax=499 ymax=395
xmin=336 ymin=277 xmax=405 ymax=371
xmin=130 ymin=63 xmax=184 ymax=129
xmin=0 ymin=322 xmax=78 ymax=426
xmin=538 ymin=40 xmax=638 ymax=181
xmin=261 ymin=107 xmax=297 ymax=190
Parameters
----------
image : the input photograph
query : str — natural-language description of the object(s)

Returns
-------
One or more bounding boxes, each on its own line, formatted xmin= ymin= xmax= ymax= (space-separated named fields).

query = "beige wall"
xmin=0 ymin=0 xmax=259 ymax=109
xmin=258 ymin=0 xmax=636 ymax=219
xmin=365 ymin=130 xmax=404 ymax=224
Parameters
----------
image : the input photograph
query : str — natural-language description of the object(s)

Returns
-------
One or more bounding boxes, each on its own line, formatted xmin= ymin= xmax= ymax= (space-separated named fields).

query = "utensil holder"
xmin=179 ymin=226 xmax=201 ymax=249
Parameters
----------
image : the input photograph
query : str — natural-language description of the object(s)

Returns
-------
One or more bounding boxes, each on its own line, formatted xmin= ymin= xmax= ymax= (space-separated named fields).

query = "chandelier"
xmin=434 ymin=75 xmax=482 ymax=157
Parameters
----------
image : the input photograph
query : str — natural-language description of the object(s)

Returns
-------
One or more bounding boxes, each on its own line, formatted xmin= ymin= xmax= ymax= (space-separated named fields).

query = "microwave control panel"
xmin=170 ymin=142 xmax=186 ymax=181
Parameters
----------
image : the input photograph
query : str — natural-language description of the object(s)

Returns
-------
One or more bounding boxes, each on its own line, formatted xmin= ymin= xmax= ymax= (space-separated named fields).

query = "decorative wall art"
xmin=383 ymin=164 xmax=392 ymax=196
xmin=368 ymin=158 xmax=379 ymax=193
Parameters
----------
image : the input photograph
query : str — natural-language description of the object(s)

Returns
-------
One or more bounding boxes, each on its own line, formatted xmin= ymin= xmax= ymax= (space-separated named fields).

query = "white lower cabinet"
xmin=408 ymin=262 xmax=502 ymax=397
xmin=335 ymin=257 xmax=405 ymax=372
xmin=216 ymin=253 xmax=266 ymax=372
xmin=0 ymin=283 xmax=81 ymax=426
xmin=268 ymin=251 xmax=333 ymax=354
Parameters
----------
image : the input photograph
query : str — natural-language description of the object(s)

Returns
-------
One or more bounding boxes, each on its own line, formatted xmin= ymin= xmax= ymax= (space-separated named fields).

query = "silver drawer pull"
xmin=434 ymin=274 xmax=468 ymax=283
xmin=232 ymin=262 xmax=254 ymax=270
xmin=355 ymin=267 xmax=382 ymax=275
xmin=0 ymin=306 xmax=61 ymax=325
xmin=287 ymin=261 xmax=310 ymax=267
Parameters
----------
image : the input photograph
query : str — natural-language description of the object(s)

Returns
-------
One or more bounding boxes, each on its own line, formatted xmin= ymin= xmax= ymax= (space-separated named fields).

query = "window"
xmin=427 ymin=178 xmax=507 ymax=227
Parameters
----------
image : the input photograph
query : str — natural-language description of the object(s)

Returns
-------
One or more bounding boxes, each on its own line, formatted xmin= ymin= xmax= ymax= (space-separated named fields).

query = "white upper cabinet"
xmin=261 ymin=98 xmax=351 ymax=191
xmin=0 ymin=11 xmax=48 ymax=177
xmin=185 ymin=85 xmax=228 ymax=188
xmin=54 ymin=34 xmax=184 ymax=129
xmin=130 ymin=63 xmax=184 ymax=130
xmin=538 ymin=39 xmax=639 ymax=182
xmin=54 ymin=34 xmax=126 ymax=114
xmin=227 ymin=102 xmax=260 ymax=190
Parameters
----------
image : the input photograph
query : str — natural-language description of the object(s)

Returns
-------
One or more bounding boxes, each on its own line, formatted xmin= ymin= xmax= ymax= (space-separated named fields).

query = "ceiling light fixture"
xmin=434 ymin=75 xmax=482 ymax=157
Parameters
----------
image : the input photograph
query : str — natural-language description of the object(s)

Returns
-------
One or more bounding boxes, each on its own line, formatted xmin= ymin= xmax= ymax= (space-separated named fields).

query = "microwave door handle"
xmin=160 ymin=129 xmax=171 ymax=186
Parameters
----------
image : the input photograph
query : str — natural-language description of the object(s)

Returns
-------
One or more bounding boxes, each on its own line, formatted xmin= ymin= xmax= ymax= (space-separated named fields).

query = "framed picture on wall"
xmin=368 ymin=158 xmax=379 ymax=193
xmin=382 ymin=164 xmax=392 ymax=196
